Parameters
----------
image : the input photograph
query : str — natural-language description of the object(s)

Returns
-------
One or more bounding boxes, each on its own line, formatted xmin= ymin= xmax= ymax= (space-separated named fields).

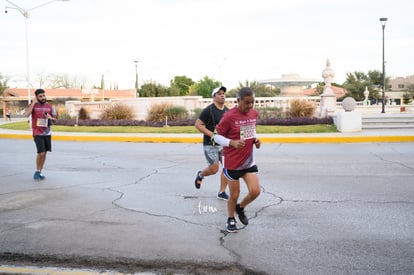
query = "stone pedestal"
xmin=320 ymin=59 xmax=337 ymax=117
xmin=334 ymin=111 xmax=362 ymax=132
xmin=320 ymin=91 xmax=337 ymax=117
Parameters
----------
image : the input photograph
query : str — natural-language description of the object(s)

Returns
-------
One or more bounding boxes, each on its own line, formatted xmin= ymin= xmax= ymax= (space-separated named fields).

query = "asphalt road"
xmin=0 ymin=139 xmax=413 ymax=275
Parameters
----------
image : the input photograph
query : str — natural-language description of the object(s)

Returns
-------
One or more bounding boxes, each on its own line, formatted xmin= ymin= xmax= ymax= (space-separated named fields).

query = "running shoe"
xmin=33 ymin=171 xmax=41 ymax=181
xmin=38 ymin=173 xmax=46 ymax=180
xmin=217 ymin=192 xmax=229 ymax=200
xmin=236 ymin=204 xmax=249 ymax=225
xmin=226 ymin=217 xmax=238 ymax=233
xmin=194 ymin=170 xmax=203 ymax=189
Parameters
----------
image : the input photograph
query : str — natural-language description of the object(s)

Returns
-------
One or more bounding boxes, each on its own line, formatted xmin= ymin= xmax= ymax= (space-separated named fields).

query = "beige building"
xmin=389 ymin=75 xmax=414 ymax=91
xmin=388 ymin=75 xmax=414 ymax=104
xmin=1 ymin=88 xmax=136 ymax=119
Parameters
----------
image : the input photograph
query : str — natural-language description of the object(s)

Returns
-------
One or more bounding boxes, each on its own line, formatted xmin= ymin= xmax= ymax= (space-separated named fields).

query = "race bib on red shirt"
xmin=36 ymin=118 xmax=48 ymax=127
xmin=240 ymin=125 xmax=255 ymax=140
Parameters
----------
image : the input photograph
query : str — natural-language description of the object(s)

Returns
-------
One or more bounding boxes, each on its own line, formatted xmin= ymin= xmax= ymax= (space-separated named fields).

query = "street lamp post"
xmin=5 ymin=0 xmax=69 ymax=105
xmin=134 ymin=60 xmax=139 ymax=96
xmin=379 ymin=17 xmax=388 ymax=114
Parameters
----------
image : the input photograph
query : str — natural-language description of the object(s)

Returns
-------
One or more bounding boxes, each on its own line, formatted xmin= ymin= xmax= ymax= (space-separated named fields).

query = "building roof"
xmin=2 ymin=88 xmax=136 ymax=101
xmin=259 ymin=74 xmax=321 ymax=87
xmin=303 ymin=86 xmax=347 ymax=98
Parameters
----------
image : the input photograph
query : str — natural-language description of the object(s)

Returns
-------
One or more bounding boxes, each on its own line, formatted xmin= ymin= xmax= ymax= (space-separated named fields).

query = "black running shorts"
xmin=223 ymin=165 xmax=258 ymax=181
xmin=34 ymin=135 xmax=52 ymax=153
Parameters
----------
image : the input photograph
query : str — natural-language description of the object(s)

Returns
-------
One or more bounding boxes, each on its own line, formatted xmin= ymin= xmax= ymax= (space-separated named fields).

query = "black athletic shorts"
xmin=34 ymin=135 xmax=52 ymax=153
xmin=223 ymin=165 xmax=258 ymax=181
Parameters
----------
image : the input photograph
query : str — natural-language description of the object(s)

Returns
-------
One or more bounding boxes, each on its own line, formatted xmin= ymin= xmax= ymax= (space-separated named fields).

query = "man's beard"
xmin=39 ymin=98 xmax=47 ymax=104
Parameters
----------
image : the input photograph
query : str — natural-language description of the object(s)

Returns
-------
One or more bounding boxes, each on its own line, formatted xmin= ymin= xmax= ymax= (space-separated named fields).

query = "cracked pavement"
xmin=0 ymin=139 xmax=413 ymax=274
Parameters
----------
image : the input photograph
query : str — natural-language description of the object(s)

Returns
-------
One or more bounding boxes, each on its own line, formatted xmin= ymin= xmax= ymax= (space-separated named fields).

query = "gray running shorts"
xmin=203 ymin=145 xmax=222 ymax=165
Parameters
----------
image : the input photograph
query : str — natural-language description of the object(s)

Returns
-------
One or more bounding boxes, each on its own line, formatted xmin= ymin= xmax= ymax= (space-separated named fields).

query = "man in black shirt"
xmin=194 ymin=86 xmax=229 ymax=200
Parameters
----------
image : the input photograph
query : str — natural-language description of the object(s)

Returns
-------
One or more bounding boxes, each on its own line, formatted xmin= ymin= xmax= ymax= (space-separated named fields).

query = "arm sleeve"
xmin=214 ymin=134 xmax=231 ymax=147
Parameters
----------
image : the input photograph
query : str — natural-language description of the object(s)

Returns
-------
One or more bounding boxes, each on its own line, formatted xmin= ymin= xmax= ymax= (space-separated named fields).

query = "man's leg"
xmin=200 ymin=162 xmax=219 ymax=177
xmin=234 ymin=173 xmax=260 ymax=225
xmin=195 ymin=147 xmax=220 ymax=190
xmin=36 ymin=152 xmax=46 ymax=172
xmin=219 ymin=170 xmax=228 ymax=193
xmin=239 ymin=173 xmax=261 ymax=208
xmin=227 ymin=180 xmax=240 ymax=217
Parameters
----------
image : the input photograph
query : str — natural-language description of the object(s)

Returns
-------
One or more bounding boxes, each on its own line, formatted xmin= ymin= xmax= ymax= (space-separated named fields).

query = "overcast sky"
xmin=1 ymin=0 xmax=413 ymax=90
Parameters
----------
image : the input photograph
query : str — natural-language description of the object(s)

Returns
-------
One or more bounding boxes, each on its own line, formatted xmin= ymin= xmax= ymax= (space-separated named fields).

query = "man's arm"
xmin=24 ymin=99 xmax=36 ymax=117
xmin=214 ymin=133 xmax=246 ymax=149
xmin=195 ymin=118 xmax=214 ymax=138
xmin=44 ymin=113 xmax=57 ymax=122
xmin=213 ymin=133 xmax=230 ymax=146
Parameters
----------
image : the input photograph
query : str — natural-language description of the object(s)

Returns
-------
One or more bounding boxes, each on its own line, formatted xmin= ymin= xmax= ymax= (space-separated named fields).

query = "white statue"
xmin=363 ymin=86 xmax=370 ymax=105
xmin=320 ymin=58 xmax=337 ymax=117
xmin=322 ymin=59 xmax=335 ymax=87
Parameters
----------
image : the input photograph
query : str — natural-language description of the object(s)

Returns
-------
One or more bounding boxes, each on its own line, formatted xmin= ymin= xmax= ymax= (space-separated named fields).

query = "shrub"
xmin=147 ymin=104 xmax=188 ymax=122
xmin=288 ymin=99 xmax=316 ymax=117
xmin=57 ymin=112 xmax=72 ymax=120
xmin=99 ymin=103 xmax=134 ymax=120
xmin=166 ymin=106 xmax=188 ymax=120
xmin=147 ymin=102 xmax=171 ymax=122
xmin=55 ymin=104 xmax=71 ymax=120
xmin=191 ymin=108 xmax=203 ymax=119
xmin=258 ymin=116 xmax=333 ymax=126
xmin=256 ymin=107 xmax=284 ymax=120
xmin=55 ymin=116 xmax=333 ymax=127
xmin=78 ymin=107 xmax=90 ymax=120
xmin=402 ymin=92 xmax=412 ymax=105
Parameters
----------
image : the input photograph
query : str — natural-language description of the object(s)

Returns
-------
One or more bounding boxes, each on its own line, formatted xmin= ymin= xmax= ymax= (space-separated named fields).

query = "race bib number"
xmin=36 ymin=118 xmax=48 ymax=127
xmin=240 ymin=125 xmax=255 ymax=140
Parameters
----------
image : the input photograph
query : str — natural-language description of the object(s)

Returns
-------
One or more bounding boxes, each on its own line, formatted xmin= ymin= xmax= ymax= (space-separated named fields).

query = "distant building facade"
xmin=1 ymin=88 xmax=136 ymax=118
xmin=387 ymin=75 xmax=414 ymax=105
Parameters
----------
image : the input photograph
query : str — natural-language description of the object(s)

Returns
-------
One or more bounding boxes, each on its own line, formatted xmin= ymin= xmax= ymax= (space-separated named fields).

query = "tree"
xmin=314 ymin=82 xmax=343 ymax=96
xmin=0 ymin=74 xmax=9 ymax=96
xmin=32 ymin=72 xmax=90 ymax=89
xmin=139 ymin=81 xmax=169 ymax=97
xmin=190 ymin=76 xmax=220 ymax=98
xmin=226 ymin=80 xmax=280 ymax=97
xmin=403 ymin=84 xmax=414 ymax=104
xmin=170 ymin=76 xmax=194 ymax=96
xmin=236 ymin=80 xmax=280 ymax=97
xmin=343 ymin=70 xmax=383 ymax=101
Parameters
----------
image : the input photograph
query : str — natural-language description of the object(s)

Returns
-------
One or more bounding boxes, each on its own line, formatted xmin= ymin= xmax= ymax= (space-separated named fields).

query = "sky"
xmin=1 ymin=0 xmax=414 ymax=90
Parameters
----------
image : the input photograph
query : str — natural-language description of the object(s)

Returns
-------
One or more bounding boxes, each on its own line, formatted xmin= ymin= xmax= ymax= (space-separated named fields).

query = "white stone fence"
xmin=65 ymin=96 xmax=414 ymax=121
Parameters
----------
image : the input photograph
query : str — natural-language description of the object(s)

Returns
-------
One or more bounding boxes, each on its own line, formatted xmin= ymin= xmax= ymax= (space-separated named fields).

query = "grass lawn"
xmin=1 ymin=121 xmax=338 ymax=134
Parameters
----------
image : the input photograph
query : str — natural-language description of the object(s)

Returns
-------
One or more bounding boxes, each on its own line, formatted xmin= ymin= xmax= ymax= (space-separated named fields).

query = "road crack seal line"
xmin=109 ymin=187 xmax=216 ymax=228
xmin=251 ymin=187 xmax=283 ymax=220
xmin=217 ymin=186 xmax=282 ymax=275
xmin=372 ymin=152 xmax=414 ymax=171
xmin=105 ymin=168 xmax=216 ymax=230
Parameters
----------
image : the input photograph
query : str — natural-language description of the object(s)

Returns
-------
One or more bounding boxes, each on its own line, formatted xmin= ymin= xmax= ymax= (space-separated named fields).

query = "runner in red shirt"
xmin=25 ymin=89 xmax=57 ymax=181
xmin=214 ymin=87 xmax=262 ymax=232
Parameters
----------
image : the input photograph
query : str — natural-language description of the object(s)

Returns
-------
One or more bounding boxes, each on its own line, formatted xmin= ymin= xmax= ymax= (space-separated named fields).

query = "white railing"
xmin=65 ymin=96 xmax=414 ymax=120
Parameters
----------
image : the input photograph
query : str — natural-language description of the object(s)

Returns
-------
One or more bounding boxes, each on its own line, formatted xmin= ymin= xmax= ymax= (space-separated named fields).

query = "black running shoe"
xmin=226 ymin=217 xmax=238 ymax=233
xmin=217 ymin=192 xmax=229 ymax=200
xmin=194 ymin=170 xmax=203 ymax=189
xmin=236 ymin=204 xmax=248 ymax=225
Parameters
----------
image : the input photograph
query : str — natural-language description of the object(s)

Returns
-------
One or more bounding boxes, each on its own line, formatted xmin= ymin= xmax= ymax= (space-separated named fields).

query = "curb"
xmin=1 ymin=133 xmax=414 ymax=143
